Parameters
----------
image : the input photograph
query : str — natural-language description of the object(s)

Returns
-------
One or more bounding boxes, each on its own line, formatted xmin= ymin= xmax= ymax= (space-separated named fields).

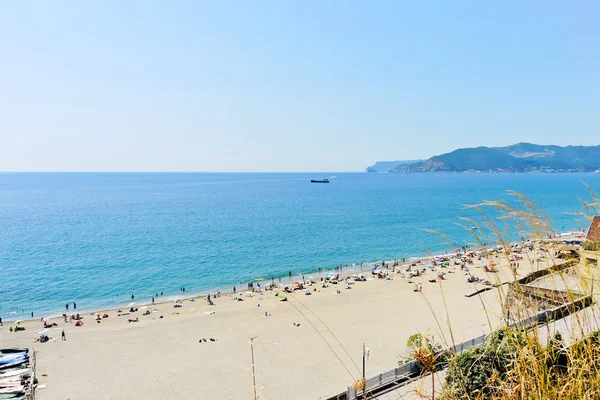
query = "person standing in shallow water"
xmin=131 ymin=293 xmax=135 ymax=300
xmin=233 ymin=286 xmax=236 ymax=294
xmin=74 ymin=302 xmax=76 ymax=310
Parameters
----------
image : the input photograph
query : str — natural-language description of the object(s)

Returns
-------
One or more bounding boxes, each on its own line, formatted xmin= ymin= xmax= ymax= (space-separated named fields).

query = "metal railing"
xmin=340 ymin=292 xmax=593 ymax=400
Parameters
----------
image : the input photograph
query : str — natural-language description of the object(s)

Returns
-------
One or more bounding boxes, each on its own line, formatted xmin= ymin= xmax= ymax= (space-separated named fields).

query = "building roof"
xmin=587 ymin=216 xmax=600 ymax=243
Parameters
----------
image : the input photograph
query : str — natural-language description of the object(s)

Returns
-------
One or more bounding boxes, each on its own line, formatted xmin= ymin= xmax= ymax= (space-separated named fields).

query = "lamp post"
xmin=250 ymin=337 xmax=258 ymax=400
xmin=362 ymin=342 xmax=366 ymax=381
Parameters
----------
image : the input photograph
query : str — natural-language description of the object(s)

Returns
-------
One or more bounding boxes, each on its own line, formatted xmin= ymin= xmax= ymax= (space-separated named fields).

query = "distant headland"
xmin=366 ymin=143 xmax=600 ymax=173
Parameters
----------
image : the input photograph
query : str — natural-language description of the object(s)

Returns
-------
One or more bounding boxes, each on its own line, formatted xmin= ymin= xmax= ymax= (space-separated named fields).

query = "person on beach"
xmin=74 ymin=302 xmax=77 ymax=310
xmin=152 ymin=297 xmax=155 ymax=304
xmin=0 ymin=316 xmax=2 ymax=326
xmin=31 ymin=312 xmax=34 ymax=318
xmin=288 ymin=271 xmax=292 ymax=278
xmin=132 ymin=293 xmax=135 ymax=300
xmin=233 ymin=286 xmax=236 ymax=294
xmin=66 ymin=303 xmax=69 ymax=311
xmin=62 ymin=330 xmax=66 ymax=341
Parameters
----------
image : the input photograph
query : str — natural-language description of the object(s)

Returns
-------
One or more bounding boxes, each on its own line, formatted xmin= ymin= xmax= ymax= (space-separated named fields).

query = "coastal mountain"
xmin=383 ymin=143 xmax=600 ymax=173
xmin=365 ymin=160 xmax=424 ymax=173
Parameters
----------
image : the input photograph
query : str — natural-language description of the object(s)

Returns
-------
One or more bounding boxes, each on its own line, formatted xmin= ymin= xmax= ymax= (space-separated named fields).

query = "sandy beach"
xmin=0 ymin=249 xmax=555 ymax=400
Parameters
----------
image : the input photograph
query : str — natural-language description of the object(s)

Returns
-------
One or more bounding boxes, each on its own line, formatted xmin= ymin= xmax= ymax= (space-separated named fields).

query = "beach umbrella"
xmin=278 ymin=292 xmax=287 ymax=298
xmin=454 ymin=248 xmax=460 ymax=252
xmin=293 ymin=281 xmax=300 ymax=285
xmin=128 ymin=302 xmax=135 ymax=307
xmin=14 ymin=320 xmax=23 ymax=325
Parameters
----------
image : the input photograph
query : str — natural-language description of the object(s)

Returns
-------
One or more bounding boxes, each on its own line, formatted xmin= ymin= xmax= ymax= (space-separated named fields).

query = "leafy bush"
xmin=442 ymin=328 xmax=529 ymax=399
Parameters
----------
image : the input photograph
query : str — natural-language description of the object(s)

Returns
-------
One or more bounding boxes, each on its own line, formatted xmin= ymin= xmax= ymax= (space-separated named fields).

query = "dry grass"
xmin=429 ymin=186 xmax=600 ymax=400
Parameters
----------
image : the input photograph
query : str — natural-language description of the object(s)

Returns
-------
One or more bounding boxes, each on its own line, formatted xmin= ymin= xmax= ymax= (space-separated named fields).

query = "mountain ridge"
xmin=370 ymin=143 xmax=600 ymax=173
xmin=365 ymin=160 xmax=423 ymax=173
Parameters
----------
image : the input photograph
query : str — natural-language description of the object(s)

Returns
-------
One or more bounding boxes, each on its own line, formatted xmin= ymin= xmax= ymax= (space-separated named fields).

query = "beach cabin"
xmin=581 ymin=216 xmax=600 ymax=266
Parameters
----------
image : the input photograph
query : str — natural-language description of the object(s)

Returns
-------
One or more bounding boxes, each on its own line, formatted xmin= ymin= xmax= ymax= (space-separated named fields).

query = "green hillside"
xmin=387 ymin=143 xmax=600 ymax=172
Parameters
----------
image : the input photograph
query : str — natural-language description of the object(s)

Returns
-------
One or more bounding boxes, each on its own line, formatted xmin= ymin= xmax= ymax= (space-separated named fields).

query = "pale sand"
xmin=0 ymin=252 xmax=552 ymax=400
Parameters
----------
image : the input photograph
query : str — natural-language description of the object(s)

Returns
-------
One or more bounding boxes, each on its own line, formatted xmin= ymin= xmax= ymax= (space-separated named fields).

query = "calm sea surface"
xmin=1 ymin=172 xmax=599 ymax=319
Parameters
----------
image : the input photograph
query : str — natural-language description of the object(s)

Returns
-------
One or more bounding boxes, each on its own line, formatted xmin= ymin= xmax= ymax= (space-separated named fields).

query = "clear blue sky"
xmin=1 ymin=1 xmax=598 ymax=172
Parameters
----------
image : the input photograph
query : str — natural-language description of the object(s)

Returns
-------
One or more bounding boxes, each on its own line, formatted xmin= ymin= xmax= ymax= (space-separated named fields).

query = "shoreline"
xmin=3 ymin=255 xmax=425 ymax=322
xmin=3 ymin=231 xmax=584 ymax=322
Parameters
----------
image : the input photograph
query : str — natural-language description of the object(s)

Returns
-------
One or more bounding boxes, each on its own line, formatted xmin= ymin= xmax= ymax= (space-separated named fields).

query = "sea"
xmin=1 ymin=172 xmax=599 ymax=320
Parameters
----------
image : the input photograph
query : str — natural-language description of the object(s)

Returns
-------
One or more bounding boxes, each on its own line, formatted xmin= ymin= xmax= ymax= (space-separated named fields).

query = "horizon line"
xmin=0 ymin=170 xmax=365 ymax=174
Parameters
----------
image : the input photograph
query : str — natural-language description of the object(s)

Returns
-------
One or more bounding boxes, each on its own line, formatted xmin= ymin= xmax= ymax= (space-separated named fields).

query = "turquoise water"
xmin=1 ymin=172 xmax=598 ymax=319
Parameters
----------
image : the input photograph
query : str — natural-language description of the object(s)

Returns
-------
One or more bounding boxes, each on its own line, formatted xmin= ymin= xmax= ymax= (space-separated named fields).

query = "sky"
xmin=1 ymin=1 xmax=599 ymax=172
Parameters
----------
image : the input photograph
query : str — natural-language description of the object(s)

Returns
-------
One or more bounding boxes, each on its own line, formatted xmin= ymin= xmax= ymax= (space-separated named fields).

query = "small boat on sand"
xmin=0 ymin=369 xmax=30 ymax=379
xmin=310 ymin=178 xmax=329 ymax=183
xmin=0 ymin=350 xmax=28 ymax=355
xmin=0 ymin=361 xmax=28 ymax=371
xmin=0 ymin=395 xmax=24 ymax=400
xmin=0 ymin=386 xmax=24 ymax=395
